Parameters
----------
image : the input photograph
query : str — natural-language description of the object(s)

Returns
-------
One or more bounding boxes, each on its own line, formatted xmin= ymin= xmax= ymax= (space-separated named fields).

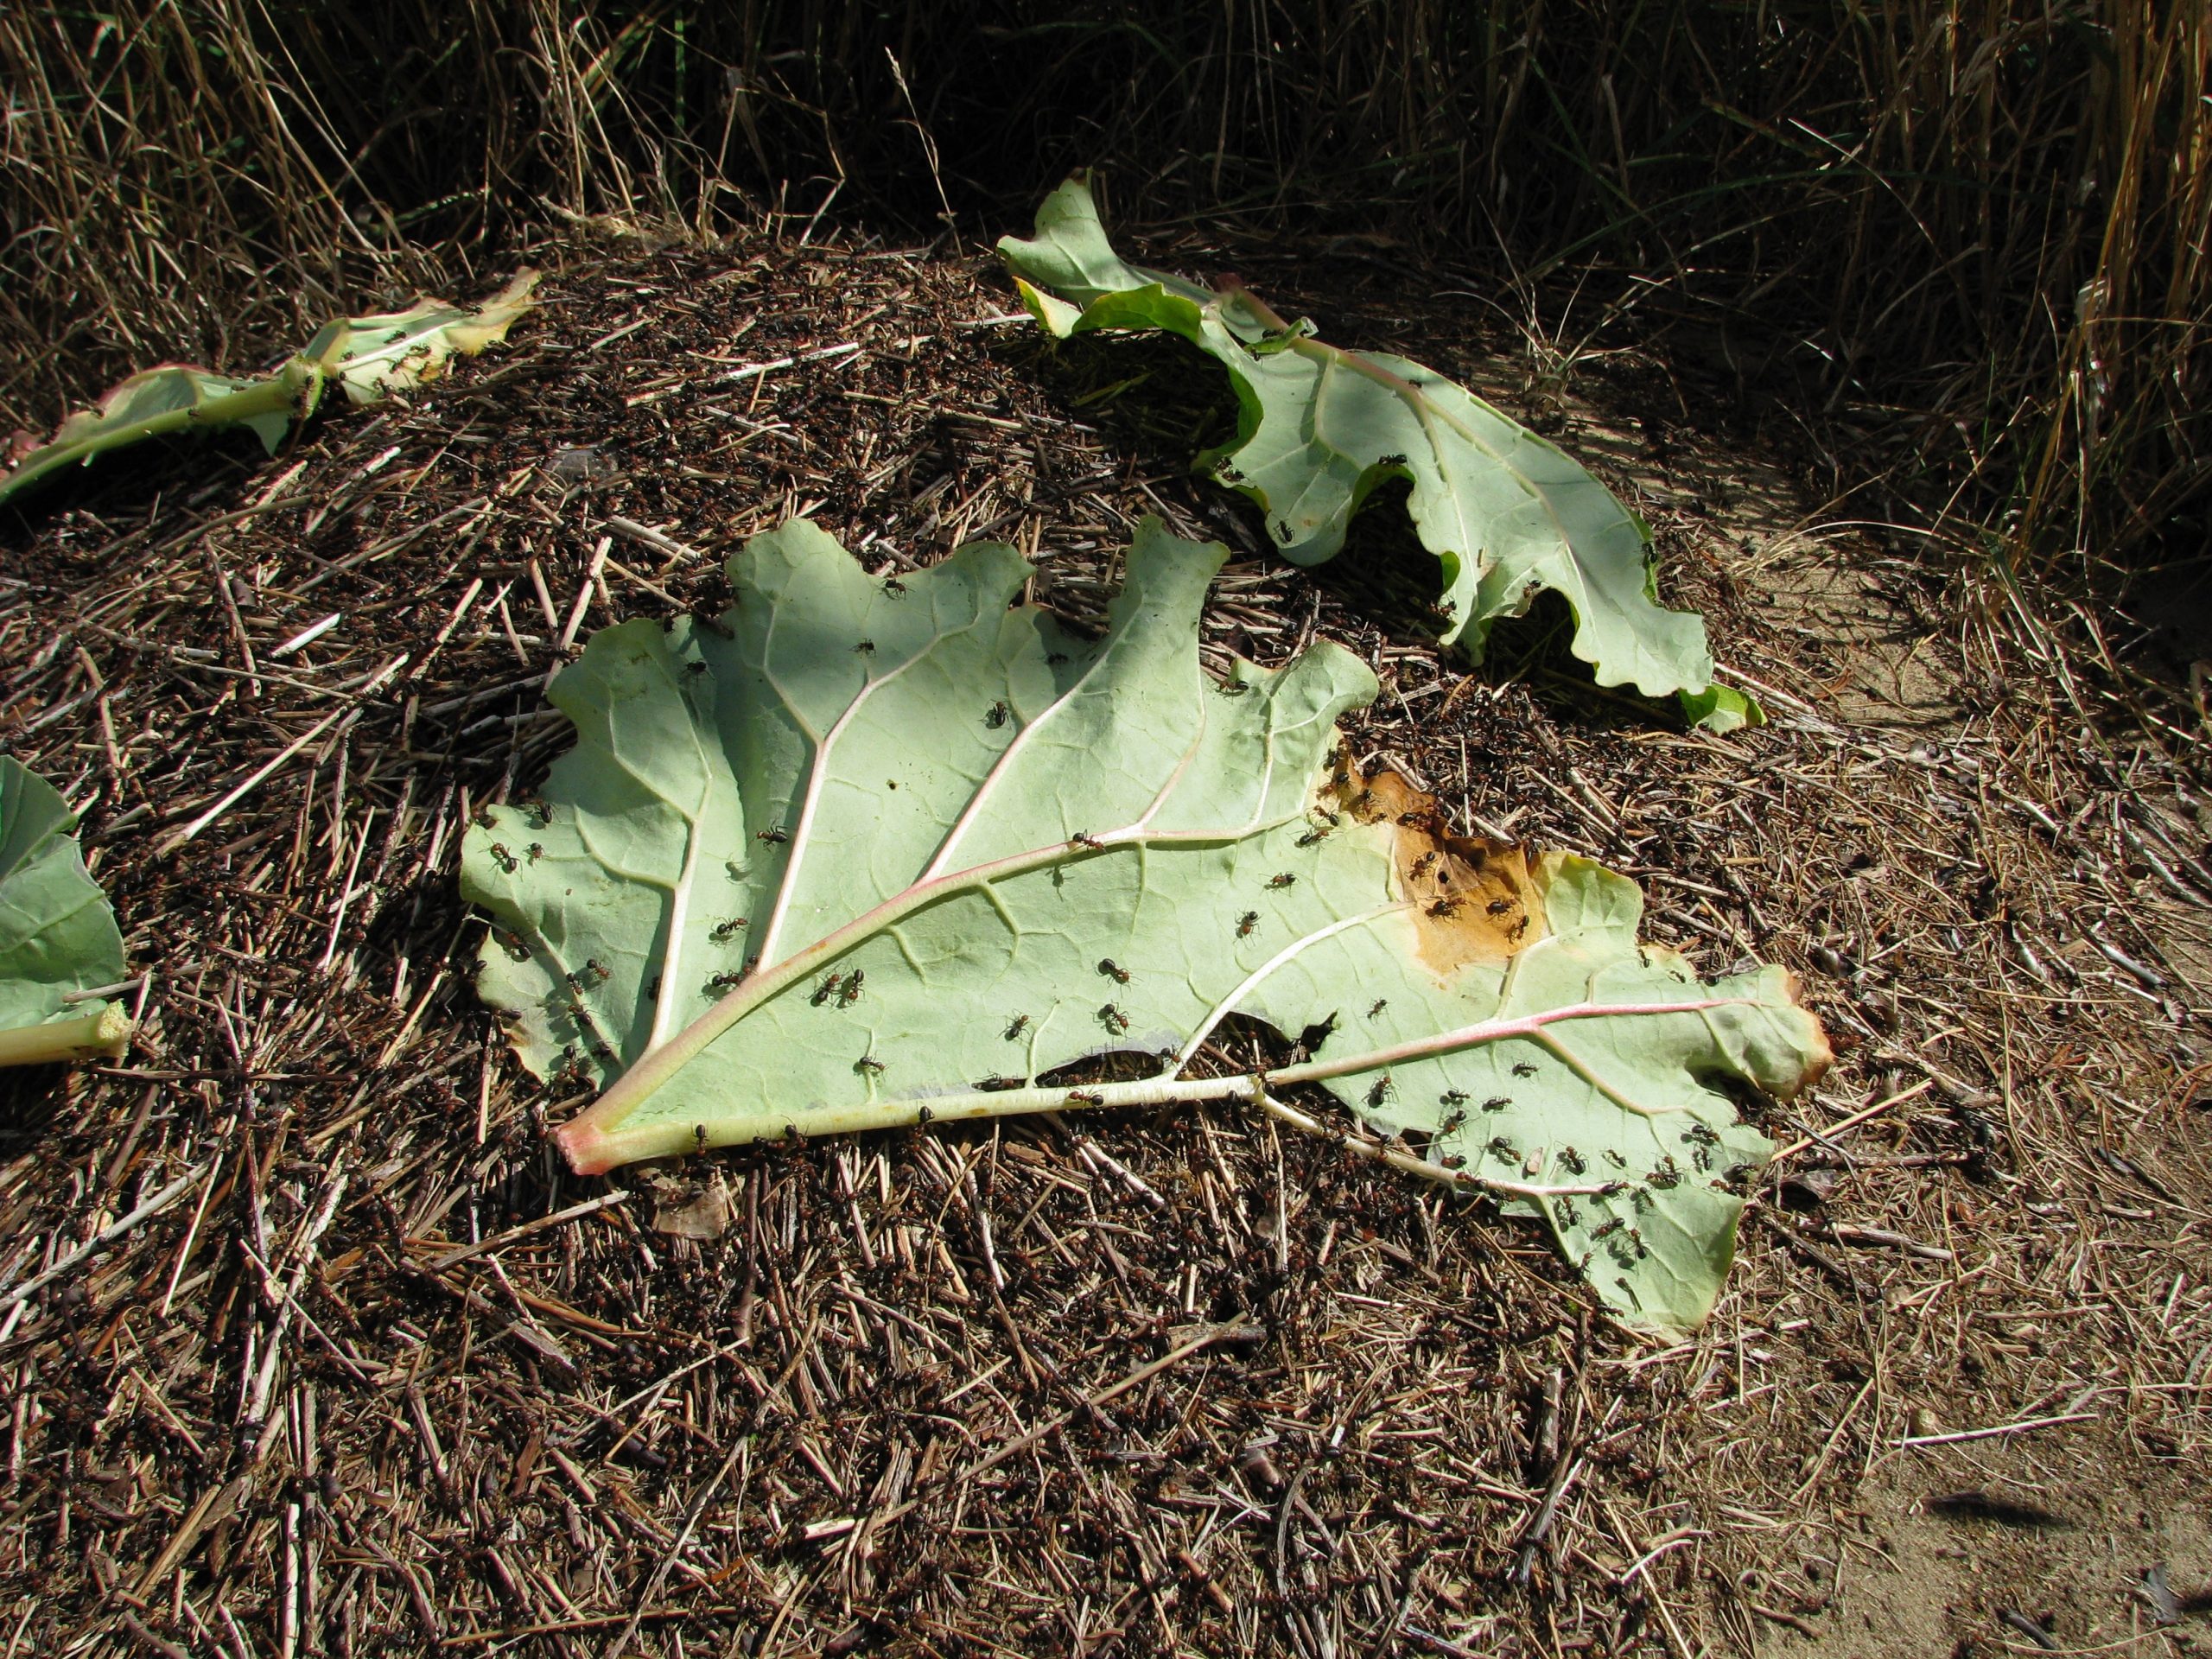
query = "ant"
xmin=1004 ymin=1014 xmax=1030 ymax=1040
xmin=1512 ymin=1061 xmax=1537 ymax=1078
xmin=1367 ymin=1000 xmax=1389 ymax=1018
xmin=985 ymin=701 xmax=1011 ymax=729
xmin=836 ymin=969 xmax=865 ymax=1007
xmin=711 ymin=918 xmax=748 ymax=942
xmin=1366 ymin=1076 xmax=1395 ymax=1108
xmin=489 ymin=843 xmax=518 ymax=874
xmin=1098 ymin=1004 xmax=1130 ymax=1034
xmin=757 ymin=826 xmax=789 ymax=844
xmin=810 ymin=974 xmax=844 ymax=1007
xmin=853 ymin=639 xmax=875 ymax=655
xmin=882 ymin=576 xmax=907 ymax=597
xmin=1267 ymin=873 xmax=1297 ymax=889
xmin=1236 ymin=912 xmax=1260 ymax=938
xmin=1097 ymin=959 xmax=1131 ymax=983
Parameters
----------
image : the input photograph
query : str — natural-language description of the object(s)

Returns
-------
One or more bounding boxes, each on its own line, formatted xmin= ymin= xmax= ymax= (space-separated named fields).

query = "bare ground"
xmin=0 ymin=220 xmax=2206 ymax=1657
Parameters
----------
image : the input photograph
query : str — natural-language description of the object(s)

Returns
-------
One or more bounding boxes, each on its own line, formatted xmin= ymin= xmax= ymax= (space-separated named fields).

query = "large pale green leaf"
xmin=999 ymin=177 xmax=1757 ymax=733
xmin=0 ymin=759 xmax=131 ymax=1065
xmin=461 ymin=517 xmax=1827 ymax=1333
xmin=0 ymin=272 xmax=538 ymax=508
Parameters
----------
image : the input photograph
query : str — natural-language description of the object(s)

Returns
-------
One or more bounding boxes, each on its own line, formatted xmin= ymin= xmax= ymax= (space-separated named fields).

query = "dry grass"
xmin=0 ymin=219 xmax=2203 ymax=1656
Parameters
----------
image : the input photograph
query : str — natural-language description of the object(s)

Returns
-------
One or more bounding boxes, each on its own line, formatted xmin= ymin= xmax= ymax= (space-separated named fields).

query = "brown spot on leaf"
xmin=1332 ymin=765 xmax=1546 ymax=974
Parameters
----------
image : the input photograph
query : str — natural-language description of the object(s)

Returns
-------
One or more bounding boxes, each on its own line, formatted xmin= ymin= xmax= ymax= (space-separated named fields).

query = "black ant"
xmin=1512 ymin=1061 xmax=1537 ymax=1077
xmin=1410 ymin=852 xmax=1438 ymax=878
xmin=1071 ymin=831 xmax=1103 ymax=850
xmin=836 ymin=969 xmax=864 ymax=1007
xmin=810 ymin=974 xmax=843 ymax=1007
xmin=711 ymin=918 xmax=747 ymax=942
xmin=855 ymin=1055 xmax=885 ymax=1075
xmin=1236 ymin=912 xmax=1260 ymax=938
xmin=1097 ymin=959 xmax=1131 ymax=983
xmin=1367 ymin=999 xmax=1388 ymax=1018
xmin=1065 ymin=1090 xmax=1103 ymax=1107
xmin=1004 ymin=1014 xmax=1030 ymax=1040
xmin=1098 ymin=1004 xmax=1129 ymax=1034
xmin=489 ymin=843 xmax=518 ymax=874
xmin=1366 ymin=1076 xmax=1395 ymax=1108
xmin=882 ymin=576 xmax=907 ymax=597
xmin=1484 ymin=1095 xmax=1512 ymax=1111
xmin=985 ymin=701 xmax=1010 ymax=729
xmin=853 ymin=639 xmax=875 ymax=655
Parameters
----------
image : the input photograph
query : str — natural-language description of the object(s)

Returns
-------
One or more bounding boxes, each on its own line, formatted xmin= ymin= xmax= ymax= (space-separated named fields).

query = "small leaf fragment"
xmin=0 ymin=759 xmax=131 ymax=1065
xmin=462 ymin=518 xmax=1826 ymax=1332
xmin=0 ymin=272 xmax=537 ymax=507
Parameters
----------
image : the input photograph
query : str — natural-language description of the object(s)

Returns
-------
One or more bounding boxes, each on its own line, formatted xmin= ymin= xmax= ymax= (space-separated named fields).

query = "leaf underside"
xmin=997 ymin=176 xmax=1757 ymax=733
xmin=0 ymin=273 xmax=538 ymax=508
xmin=0 ymin=758 xmax=129 ymax=1037
xmin=461 ymin=518 xmax=1827 ymax=1334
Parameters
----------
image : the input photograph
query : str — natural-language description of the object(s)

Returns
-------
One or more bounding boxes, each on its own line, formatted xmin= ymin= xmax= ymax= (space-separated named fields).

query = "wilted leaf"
xmin=462 ymin=517 xmax=1825 ymax=1332
xmin=1000 ymin=177 xmax=1757 ymax=732
xmin=0 ymin=272 xmax=538 ymax=507
xmin=0 ymin=759 xmax=131 ymax=1066
xmin=0 ymin=360 xmax=322 ymax=507
xmin=301 ymin=270 xmax=541 ymax=404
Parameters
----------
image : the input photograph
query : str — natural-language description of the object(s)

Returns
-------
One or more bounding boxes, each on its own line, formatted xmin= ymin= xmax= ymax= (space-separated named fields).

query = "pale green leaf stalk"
xmin=461 ymin=517 xmax=1827 ymax=1334
xmin=0 ymin=760 xmax=131 ymax=1066
xmin=0 ymin=272 xmax=538 ymax=507
xmin=999 ymin=177 xmax=1758 ymax=733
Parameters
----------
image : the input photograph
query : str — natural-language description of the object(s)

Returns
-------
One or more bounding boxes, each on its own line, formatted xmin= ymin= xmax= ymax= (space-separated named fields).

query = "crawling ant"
xmin=1410 ymin=852 xmax=1438 ymax=878
xmin=1070 ymin=831 xmax=1104 ymax=850
xmin=1484 ymin=1095 xmax=1512 ymax=1112
xmin=524 ymin=801 xmax=554 ymax=829
xmin=565 ymin=959 xmax=609 ymax=990
xmin=1098 ymin=1004 xmax=1130 ymax=1034
xmin=1559 ymin=1148 xmax=1586 ymax=1174
xmin=1512 ymin=1061 xmax=1537 ymax=1077
xmin=1486 ymin=899 xmax=1513 ymax=916
xmin=1267 ymin=873 xmax=1296 ymax=889
xmin=1439 ymin=1090 xmax=1469 ymax=1108
xmin=1367 ymin=1000 xmax=1389 ymax=1018
xmin=853 ymin=639 xmax=875 ymax=655
xmin=1508 ymin=916 xmax=1529 ymax=940
xmin=1097 ymin=959 xmax=1131 ymax=983
xmin=489 ymin=843 xmax=518 ymax=874
xmin=836 ymin=969 xmax=864 ymax=1007
xmin=985 ymin=701 xmax=1010 ymax=729
xmin=1296 ymin=824 xmax=1332 ymax=847
xmin=917 ymin=1105 xmax=936 ymax=1125
xmin=757 ymin=826 xmax=789 ymax=844
xmin=1487 ymin=1136 xmax=1518 ymax=1162
xmin=855 ymin=1055 xmax=885 ymax=1075
xmin=1427 ymin=897 xmax=1464 ymax=918
xmin=707 ymin=971 xmax=745 ymax=993
xmin=1005 ymin=1014 xmax=1030 ymax=1040
xmin=472 ymin=802 xmax=498 ymax=830
xmin=526 ymin=843 xmax=544 ymax=862
xmin=976 ymin=1077 xmax=1025 ymax=1092
xmin=882 ymin=576 xmax=907 ymax=597
xmin=1440 ymin=1109 xmax=1467 ymax=1134
xmin=711 ymin=917 xmax=748 ymax=942
xmin=1065 ymin=1090 xmax=1103 ymax=1107
xmin=810 ymin=974 xmax=844 ymax=1006
xmin=1366 ymin=1075 xmax=1394 ymax=1107
xmin=1216 ymin=679 xmax=1251 ymax=697
xmin=1236 ymin=912 xmax=1260 ymax=938
xmin=1592 ymin=1217 xmax=1624 ymax=1241
xmin=685 ymin=660 xmax=709 ymax=676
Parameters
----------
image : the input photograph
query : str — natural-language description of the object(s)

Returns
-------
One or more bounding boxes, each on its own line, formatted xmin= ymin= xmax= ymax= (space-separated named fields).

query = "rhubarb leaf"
xmin=461 ymin=518 xmax=1827 ymax=1332
xmin=0 ymin=759 xmax=131 ymax=1066
xmin=0 ymin=273 xmax=537 ymax=507
xmin=999 ymin=177 xmax=1756 ymax=733
xmin=300 ymin=271 xmax=540 ymax=404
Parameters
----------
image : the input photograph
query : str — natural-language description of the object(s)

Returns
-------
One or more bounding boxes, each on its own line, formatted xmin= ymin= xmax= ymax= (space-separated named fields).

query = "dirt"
xmin=0 ymin=219 xmax=2205 ymax=1657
